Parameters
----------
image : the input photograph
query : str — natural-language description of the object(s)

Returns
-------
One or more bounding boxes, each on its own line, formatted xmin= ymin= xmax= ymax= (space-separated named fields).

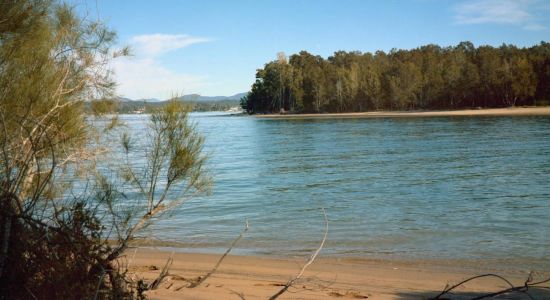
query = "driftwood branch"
xmin=149 ymin=252 xmax=174 ymax=290
xmin=189 ymin=220 xmax=250 ymax=288
xmin=269 ymin=208 xmax=328 ymax=300
xmin=228 ymin=289 xmax=247 ymax=300
xmin=431 ymin=272 xmax=550 ymax=300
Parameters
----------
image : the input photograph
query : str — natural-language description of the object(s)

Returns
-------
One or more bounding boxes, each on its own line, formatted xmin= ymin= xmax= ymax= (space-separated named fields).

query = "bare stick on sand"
xmin=189 ymin=220 xmax=250 ymax=288
xmin=269 ymin=208 xmax=329 ymax=300
xmin=431 ymin=272 xmax=550 ymax=300
xmin=150 ymin=252 xmax=174 ymax=290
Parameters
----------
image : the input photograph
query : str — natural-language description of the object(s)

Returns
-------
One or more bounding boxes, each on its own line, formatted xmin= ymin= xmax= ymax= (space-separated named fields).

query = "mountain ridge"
xmin=119 ymin=92 xmax=247 ymax=103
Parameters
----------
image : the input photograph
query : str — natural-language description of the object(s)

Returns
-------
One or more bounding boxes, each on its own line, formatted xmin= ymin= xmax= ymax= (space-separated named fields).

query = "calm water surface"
xmin=119 ymin=113 xmax=550 ymax=269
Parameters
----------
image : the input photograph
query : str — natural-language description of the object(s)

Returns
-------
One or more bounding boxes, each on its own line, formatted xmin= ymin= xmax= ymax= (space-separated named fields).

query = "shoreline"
xmin=130 ymin=248 xmax=549 ymax=299
xmin=130 ymin=243 xmax=549 ymax=273
xmin=255 ymin=106 xmax=550 ymax=119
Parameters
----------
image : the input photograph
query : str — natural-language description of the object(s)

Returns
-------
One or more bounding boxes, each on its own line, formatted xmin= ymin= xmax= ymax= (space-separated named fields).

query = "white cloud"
xmin=112 ymin=57 xmax=207 ymax=100
xmin=454 ymin=0 xmax=531 ymax=24
xmin=111 ymin=33 xmax=212 ymax=99
xmin=453 ymin=0 xmax=547 ymax=30
xmin=130 ymin=33 xmax=211 ymax=57
xmin=523 ymin=23 xmax=547 ymax=31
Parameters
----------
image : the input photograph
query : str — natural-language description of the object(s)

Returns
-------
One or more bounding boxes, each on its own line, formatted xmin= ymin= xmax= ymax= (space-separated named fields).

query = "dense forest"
xmin=241 ymin=42 xmax=550 ymax=114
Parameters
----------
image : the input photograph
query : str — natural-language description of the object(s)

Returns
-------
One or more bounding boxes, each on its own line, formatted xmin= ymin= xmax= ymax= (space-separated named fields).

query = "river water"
xmin=117 ymin=113 xmax=550 ymax=270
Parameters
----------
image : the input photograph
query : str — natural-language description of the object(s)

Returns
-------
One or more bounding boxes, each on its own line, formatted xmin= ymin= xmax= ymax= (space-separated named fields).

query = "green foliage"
xmin=0 ymin=1 xmax=209 ymax=299
xmin=242 ymin=42 xmax=550 ymax=113
xmin=107 ymin=99 xmax=211 ymax=259
xmin=0 ymin=0 xmax=130 ymax=297
xmin=91 ymin=99 xmax=119 ymax=116
xmin=148 ymin=100 xmax=209 ymax=191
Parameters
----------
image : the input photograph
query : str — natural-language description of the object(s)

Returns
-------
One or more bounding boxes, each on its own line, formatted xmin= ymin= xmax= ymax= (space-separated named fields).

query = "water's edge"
xmin=108 ymin=113 xmax=550 ymax=271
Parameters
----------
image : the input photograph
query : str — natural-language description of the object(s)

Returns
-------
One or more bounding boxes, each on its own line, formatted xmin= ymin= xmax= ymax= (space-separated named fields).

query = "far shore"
xmin=255 ymin=106 xmax=550 ymax=119
xmin=130 ymin=248 xmax=549 ymax=300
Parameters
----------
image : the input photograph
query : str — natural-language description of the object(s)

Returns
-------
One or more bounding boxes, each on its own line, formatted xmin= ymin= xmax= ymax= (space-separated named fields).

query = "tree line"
xmin=241 ymin=42 xmax=550 ymax=114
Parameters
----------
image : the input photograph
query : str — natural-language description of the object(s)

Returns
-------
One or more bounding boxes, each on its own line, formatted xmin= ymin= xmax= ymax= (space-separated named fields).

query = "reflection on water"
xmin=116 ymin=113 xmax=550 ymax=270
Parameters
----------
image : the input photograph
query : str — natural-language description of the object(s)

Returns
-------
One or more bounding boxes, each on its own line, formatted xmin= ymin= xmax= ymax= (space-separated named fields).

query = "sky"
xmin=75 ymin=0 xmax=550 ymax=100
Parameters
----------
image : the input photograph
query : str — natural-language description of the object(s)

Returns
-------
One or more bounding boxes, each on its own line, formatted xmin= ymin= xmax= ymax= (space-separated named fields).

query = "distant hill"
xmin=177 ymin=92 xmax=247 ymax=102
xmin=111 ymin=92 xmax=247 ymax=113
xmin=117 ymin=92 xmax=247 ymax=103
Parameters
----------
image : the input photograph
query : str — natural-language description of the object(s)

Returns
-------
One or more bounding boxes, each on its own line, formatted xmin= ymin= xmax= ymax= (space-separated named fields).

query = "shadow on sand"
xmin=393 ymin=287 xmax=550 ymax=300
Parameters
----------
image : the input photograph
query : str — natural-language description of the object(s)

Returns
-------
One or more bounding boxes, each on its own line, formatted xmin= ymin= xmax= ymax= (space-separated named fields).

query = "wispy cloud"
xmin=130 ymin=33 xmax=212 ymax=57
xmin=112 ymin=57 xmax=207 ymax=100
xmin=523 ymin=23 xmax=546 ymax=31
xmin=453 ymin=0 xmax=546 ymax=30
xmin=111 ymin=33 xmax=212 ymax=99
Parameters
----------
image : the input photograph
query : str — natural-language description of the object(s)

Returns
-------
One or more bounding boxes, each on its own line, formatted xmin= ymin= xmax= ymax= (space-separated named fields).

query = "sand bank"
xmin=255 ymin=107 xmax=550 ymax=119
xmin=128 ymin=249 xmax=549 ymax=300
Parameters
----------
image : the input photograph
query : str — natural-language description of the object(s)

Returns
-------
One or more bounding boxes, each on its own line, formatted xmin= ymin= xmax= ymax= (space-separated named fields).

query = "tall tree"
xmin=0 ymin=1 xmax=209 ymax=297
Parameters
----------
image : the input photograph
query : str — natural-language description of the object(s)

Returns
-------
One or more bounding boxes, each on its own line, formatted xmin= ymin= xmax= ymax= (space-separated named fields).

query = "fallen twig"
xmin=430 ymin=271 xmax=550 ymax=300
xmin=189 ymin=220 xmax=249 ymax=288
xmin=269 ymin=207 xmax=328 ymax=300
xmin=228 ymin=288 xmax=247 ymax=300
xmin=149 ymin=252 xmax=174 ymax=290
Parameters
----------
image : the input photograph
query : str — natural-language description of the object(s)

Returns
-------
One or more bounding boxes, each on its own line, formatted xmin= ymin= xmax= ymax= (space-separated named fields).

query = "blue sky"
xmin=76 ymin=0 xmax=550 ymax=99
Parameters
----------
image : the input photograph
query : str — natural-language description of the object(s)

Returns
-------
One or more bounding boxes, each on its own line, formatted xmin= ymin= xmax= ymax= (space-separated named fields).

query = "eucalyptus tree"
xmin=507 ymin=55 xmax=537 ymax=106
xmin=529 ymin=42 xmax=550 ymax=105
xmin=358 ymin=53 xmax=382 ymax=110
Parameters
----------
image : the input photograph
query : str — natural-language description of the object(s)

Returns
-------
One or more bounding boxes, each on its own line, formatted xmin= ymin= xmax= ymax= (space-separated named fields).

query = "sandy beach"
xmin=128 ymin=249 xmax=549 ymax=300
xmin=255 ymin=107 xmax=550 ymax=119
